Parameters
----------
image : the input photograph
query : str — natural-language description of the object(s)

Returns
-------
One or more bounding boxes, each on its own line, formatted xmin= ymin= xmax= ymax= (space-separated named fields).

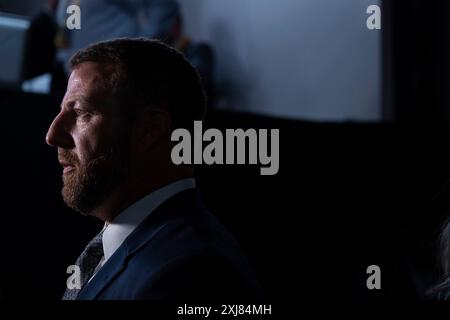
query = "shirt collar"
xmin=102 ymin=178 xmax=196 ymax=264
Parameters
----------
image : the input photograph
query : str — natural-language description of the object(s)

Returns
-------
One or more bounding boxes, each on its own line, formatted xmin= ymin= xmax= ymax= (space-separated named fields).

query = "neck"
xmin=91 ymin=166 xmax=194 ymax=222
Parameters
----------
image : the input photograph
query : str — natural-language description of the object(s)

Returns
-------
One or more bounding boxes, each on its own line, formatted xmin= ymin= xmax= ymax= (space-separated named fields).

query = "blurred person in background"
xmin=55 ymin=0 xmax=179 ymax=71
xmin=164 ymin=3 xmax=215 ymax=106
xmin=23 ymin=0 xmax=179 ymax=96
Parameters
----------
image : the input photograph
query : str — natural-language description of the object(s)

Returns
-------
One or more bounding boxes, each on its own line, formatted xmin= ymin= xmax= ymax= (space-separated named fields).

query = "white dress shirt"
xmin=89 ymin=178 xmax=196 ymax=281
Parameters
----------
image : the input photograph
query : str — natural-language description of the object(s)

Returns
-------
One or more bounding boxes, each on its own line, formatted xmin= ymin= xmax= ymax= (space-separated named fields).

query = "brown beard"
xmin=58 ymin=134 xmax=130 ymax=215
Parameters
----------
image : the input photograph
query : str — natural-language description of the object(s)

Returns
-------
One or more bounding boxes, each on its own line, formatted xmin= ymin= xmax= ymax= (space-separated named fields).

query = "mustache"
xmin=58 ymin=149 xmax=79 ymax=165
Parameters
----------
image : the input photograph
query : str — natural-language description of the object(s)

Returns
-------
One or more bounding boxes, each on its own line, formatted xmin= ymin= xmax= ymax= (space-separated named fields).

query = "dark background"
xmin=2 ymin=0 xmax=450 ymax=301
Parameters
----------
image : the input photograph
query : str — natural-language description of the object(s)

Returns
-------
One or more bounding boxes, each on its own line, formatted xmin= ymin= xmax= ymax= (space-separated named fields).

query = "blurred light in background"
xmin=0 ymin=13 xmax=30 ymax=88
xmin=180 ymin=0 xmax=382 ymax=121
xmin=0 ymin=0 xmax=382 ymax=122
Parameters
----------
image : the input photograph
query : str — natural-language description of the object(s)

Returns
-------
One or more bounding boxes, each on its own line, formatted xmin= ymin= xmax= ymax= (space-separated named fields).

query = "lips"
xmin=59 ymin=160 xmax=76 ymax=174
xmin=63 ymin=165 xmax=75 ymax=174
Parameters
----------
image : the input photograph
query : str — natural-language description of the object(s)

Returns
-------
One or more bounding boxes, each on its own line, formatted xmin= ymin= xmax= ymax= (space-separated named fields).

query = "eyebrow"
xmin=60 ymin=95 xmax=91 ymax=110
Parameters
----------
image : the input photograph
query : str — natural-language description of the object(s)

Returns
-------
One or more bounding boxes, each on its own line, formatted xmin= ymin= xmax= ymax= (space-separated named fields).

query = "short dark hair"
xmin=69 ymin=38 xmax=206 ymax=130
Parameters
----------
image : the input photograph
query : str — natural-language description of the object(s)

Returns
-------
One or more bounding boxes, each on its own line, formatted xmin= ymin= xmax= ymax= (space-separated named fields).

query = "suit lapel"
xmin=76 ymin=189 xmax=198 ymax=299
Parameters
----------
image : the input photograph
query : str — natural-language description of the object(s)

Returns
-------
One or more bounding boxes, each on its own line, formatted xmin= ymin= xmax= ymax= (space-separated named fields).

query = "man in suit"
xmin=45 ymin=38 xmax=262 ymax=300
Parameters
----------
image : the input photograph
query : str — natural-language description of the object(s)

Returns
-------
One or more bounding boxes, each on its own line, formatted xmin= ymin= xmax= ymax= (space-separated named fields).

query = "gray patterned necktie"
xmin=62 ymin=230 xmax=104 ymax=300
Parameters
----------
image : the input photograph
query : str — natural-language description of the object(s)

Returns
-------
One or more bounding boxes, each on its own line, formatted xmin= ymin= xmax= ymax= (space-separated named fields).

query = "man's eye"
xmin=74 ymin=109 xmax=90 ymax=117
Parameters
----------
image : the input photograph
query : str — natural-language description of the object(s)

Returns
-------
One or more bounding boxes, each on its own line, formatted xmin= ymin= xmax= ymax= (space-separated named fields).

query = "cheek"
xmin=72 ymin=135 xmax=96 ymax=164
xmin=73 ymin=121 xmax=114 ymax=163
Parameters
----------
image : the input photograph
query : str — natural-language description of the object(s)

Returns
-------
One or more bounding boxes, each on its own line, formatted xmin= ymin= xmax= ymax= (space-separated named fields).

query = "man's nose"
xmin=45 ymin=111 xmax=74 ymax=149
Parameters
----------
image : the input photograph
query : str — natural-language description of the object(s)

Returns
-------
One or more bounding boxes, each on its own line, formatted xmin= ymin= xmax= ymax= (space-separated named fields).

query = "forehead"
xmin=64 ymin=62 xmax=112 ymax=104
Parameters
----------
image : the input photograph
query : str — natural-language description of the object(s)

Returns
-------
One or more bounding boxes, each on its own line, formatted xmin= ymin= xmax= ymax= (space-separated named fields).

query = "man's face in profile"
xmin=46 ymin=62 xmax=130 ymax=214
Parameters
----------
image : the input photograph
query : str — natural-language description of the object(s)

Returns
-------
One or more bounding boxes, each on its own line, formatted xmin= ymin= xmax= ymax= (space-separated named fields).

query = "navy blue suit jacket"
xmin=76 ymin=189 xmax=263 ymax=301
